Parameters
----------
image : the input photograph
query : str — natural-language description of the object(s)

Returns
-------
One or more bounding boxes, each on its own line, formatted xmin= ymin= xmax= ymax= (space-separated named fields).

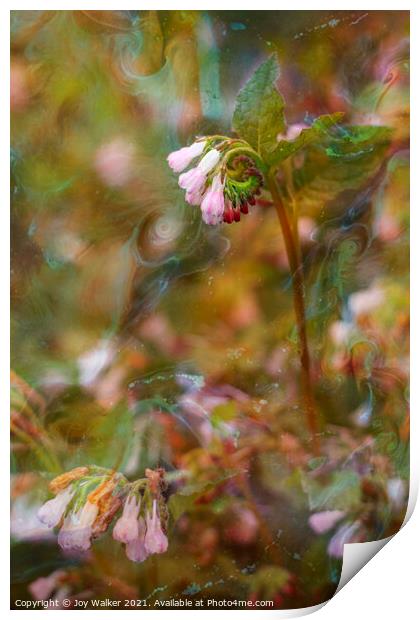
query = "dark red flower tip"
xmin=223 ymin=207 xmax=234 ymax=224
xmin=233 ymin=209 xmax=241 ymax=222
xmin=240 ymin=202 xmax=249 ymax=214
xmin=248 ymin=196 xmax=256 ymax=206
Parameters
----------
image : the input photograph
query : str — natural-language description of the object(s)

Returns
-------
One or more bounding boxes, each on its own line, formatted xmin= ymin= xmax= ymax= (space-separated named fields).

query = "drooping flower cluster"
xmin=37 ymin=466 xmax=126 ymax=552
xmin=167 ymin=137 xmax=264 ymax=225
xmin=112 ymin=468 xmax=168 ymax=563
xmin=37 ymin=466 xmax=169 ymax=562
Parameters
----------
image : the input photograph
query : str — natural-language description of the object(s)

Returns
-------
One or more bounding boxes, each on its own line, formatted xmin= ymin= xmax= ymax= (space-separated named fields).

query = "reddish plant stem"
xmin=267 ymin=173 xmax=320 ymax=454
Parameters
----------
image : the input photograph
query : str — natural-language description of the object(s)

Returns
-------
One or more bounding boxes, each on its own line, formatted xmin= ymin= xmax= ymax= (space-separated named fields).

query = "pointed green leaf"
xmin=232 ymin=55 xmax=286 ymax=159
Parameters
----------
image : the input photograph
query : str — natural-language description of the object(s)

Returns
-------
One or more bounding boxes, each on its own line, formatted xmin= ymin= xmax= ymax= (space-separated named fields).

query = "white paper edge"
xmin=262 ymin=463 xmax=418 ymax=618
xmin=334 ymin=467 xmax=417 ymax=596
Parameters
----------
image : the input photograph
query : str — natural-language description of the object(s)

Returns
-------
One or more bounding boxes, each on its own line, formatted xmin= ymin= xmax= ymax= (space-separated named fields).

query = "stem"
xmin=267 ymin=172 xmax=320 ymax=454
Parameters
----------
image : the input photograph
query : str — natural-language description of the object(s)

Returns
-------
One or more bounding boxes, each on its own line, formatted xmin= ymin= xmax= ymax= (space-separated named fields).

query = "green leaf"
xmin=292 ymin=124 xmax=392 ymax=210
xmin=232 ymin=54 xmax=286 ymax=159
xmin=268 ymin=112 xmax=345 ymax=165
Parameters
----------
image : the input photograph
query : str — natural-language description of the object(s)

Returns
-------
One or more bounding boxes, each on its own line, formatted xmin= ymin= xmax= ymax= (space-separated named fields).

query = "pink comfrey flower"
xmin=200 ymin=174 xmax=225 ymax=225
xmin=178 ymin=149 xmax=221 ymax=205
xmin=144 ymin=500 xmax=168 ymax=555
xmin=126 ymin=536 xmax=149 ymax=563
xmin=37 ymin=486 xmax=75 ymax=529
xmin=178 ymin=168 xmax=206 ymax=205
xmin=125 ymin=516 xmax=148 ymax=563
xmin=167 ymin=140 xmax=205 ymax=173
xmin=113 ymin=495 xmax=141 ymax=544
xmin=308 ymin=510 xmax=346 ymax=534
xmin=57 ymin=500 xmax=98 ymax=551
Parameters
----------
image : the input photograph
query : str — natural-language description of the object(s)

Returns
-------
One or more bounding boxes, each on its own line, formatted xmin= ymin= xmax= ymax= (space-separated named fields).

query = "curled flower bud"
xmin=37 ymin=485 xmax=75 ymax=529
xmin=144 ymin=500 xmax=168 ymax=555
xmin=113 ymin=495 xmax=141 ymax=544
xmin=167 ymin=140 xmax=205 ymax=173
xmin=168 ymin=138 xmax=264 ymax=226
xmin=58 ymin=500 xmax=98 ymax=551
xmin=223 ymin=154 xmax=263 ymax=224
xmin=200 ymin=174 xmax=225 ymax=225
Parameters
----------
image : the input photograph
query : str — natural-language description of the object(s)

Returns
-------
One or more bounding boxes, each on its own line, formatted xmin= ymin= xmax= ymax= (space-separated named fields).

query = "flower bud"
xmin=167 ymin=141 xmax=205 ymax=173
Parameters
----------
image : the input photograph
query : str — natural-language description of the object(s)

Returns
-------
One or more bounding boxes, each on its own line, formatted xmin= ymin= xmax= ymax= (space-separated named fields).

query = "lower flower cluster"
xmin=167 ymin=138 xmax=264 ymax=225
xmin=37 ymin=466 xmax=169 ymax=563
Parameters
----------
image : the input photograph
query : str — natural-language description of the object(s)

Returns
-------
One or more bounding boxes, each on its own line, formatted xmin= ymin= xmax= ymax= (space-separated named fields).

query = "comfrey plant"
xmin=35 ymin=55 xmax=392 ymax=560
xmin=168 ymin=54 xmax=391 ymax=453
xmin=168 ymin=140 xmax=263 ymax=224
xmin=38 ymin=466 xmax=168 ymax=563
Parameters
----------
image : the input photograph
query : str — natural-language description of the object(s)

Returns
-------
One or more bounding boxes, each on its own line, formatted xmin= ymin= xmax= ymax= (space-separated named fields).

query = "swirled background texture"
xmin=11 ymin=10 xmax=409 ymax=609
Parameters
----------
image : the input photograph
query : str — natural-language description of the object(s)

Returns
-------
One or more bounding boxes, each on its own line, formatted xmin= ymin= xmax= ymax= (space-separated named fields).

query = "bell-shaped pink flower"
xmin=178 ymin=149 xmax=221 ymax=206
xmin=167 ymin=141 xmax=205 ymax=173
xmin=125 ymin=516 xmax=148 ymax=563
xmin=37 ymin=486 xmax=75 ymax=529
xmin=200 ymin=174 xmax=225 ymax=225
xmin=144 ymin=500 xmax=168 ymax=555
xmin=113 ymin=495 xmax=141 ymax=543
xmin=58 ymin=500 xmax=98 ymax=551
xmin=178 ymin=168 xmax=206 ymax=204
xmin=308 ymin=510 xmax=345 ymax=534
